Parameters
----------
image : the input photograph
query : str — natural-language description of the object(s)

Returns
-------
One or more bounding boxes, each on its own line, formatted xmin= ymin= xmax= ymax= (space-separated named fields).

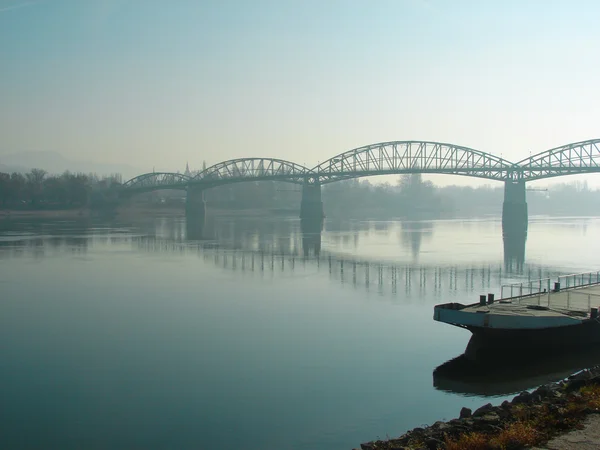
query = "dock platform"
xmin=433 ymin=271 xmax=600 ymax=359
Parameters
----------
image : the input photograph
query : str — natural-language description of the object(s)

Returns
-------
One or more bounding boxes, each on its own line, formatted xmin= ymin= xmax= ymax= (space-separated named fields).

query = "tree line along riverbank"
xmin=0 ymin=169 xmax=121 ymax=210
xmin=4 ymin=169 xmax=600 ymax=219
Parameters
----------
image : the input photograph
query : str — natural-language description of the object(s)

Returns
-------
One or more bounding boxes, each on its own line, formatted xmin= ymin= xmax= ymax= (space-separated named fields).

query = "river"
xmin=1 ymin=213 xmax=599 ymax=450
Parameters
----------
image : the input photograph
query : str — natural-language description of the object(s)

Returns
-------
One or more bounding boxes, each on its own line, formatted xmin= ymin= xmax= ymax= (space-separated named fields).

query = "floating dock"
xmin=434 ymin=271 xmax=600 ymax=359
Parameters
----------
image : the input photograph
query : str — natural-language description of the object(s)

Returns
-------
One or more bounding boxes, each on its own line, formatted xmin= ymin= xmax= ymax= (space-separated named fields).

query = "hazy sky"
xmin=1 ymin=0 xmax=599 ymax=184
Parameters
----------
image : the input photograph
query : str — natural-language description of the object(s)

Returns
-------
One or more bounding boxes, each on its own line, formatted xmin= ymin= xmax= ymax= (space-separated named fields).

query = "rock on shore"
xmin=356 ymin=366 xmax=600 ymax=450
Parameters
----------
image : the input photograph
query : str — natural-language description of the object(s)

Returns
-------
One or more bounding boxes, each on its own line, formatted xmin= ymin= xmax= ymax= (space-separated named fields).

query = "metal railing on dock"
xmin=497 ymin=270 xmax=600 ymax=313
xmin=500 ymin=277 xmax=553 ymax=299
xmin=500 ymin=270 xmax=600 ymax=300
xmin=558 ymin=271 xmax=600 ymax=289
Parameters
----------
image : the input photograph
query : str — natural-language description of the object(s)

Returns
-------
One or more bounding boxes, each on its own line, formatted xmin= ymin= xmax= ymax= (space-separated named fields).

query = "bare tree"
xmin=25 ymin=169 xmax=47 ymax=205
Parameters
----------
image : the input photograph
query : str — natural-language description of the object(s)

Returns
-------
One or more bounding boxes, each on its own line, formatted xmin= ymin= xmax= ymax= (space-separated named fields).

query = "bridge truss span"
xmin=120 ymin=138 xmax=600 ymax=196
xmin=122 ymin=172 xmax=192 ymax=192
xmin=311 ymin=141 xmax=516 ymax=183
xmin=517 ymin=139 xmax=600 ymax=181
xmin=192 ymin=158 xmax=311 ymax=185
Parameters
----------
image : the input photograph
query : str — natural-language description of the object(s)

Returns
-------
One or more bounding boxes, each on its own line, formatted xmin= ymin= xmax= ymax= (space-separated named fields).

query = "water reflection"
xmin=503 ymin=232 xmax=527 ymax=274
xmin=0 ymin=218 xmax=96 ymax=259
xmin=399 ymin=221 xmax=434 ymax=260
xmin=0 ymin=215 xmax=562 ymax=299
xmin=300 ymin=218 xmax=323 ymax=257
xmin=180 ymin=216 xmax=524 ymax=275
xmin=132 ymin=234 xmax=540 ymax=298
xmin=121 ymin=216 xmax=562 ymax=299
xmin=433 ymin=346 xmax=600 ymax=397
xmin=185 ymin=214 xmax=206 ymax=241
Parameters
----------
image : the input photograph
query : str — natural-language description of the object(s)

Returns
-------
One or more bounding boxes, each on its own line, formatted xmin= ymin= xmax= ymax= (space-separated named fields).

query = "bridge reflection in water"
xmin=129 ymin=215 xmax=560 ymax=300
xmin=0 ymin=214 xmax=543 ymax=299
xmin=503 ymin=230 xmax=526 ymax=273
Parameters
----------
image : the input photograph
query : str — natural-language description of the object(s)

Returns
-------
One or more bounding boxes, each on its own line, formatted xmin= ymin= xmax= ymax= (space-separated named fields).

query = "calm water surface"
xmin=1 ymin=214 xmax=599 ymax=450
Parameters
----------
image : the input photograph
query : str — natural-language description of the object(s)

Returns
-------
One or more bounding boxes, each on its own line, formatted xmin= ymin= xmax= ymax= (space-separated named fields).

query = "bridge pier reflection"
xmin=132 ymin=219 xmax=565 ymax=299
xmin=185 ymin=214 xmax=206 ymax=240
xmin=300 ymin=180 xmax=324 ymax=220
xmin=502 ymin=180 xmax=528 ymax=273
xmin=300 ymin=217 xmax=323 ymax=257
xmin=503 ymin=230 xmax=527 ymax=273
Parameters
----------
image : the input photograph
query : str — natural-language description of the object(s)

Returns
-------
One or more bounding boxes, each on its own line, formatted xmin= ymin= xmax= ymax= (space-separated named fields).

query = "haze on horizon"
xmin=1 ymin=0 xmax=599 ymax=186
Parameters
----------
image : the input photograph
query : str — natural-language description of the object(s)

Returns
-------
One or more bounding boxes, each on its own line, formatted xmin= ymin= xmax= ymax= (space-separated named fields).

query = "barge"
xmin=434 ymin=272 xmax=600 ymax=360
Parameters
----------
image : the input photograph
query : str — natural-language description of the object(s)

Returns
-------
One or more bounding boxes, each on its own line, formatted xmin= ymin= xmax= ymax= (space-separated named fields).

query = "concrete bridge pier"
xmin=502 ymin=180 xmax=528 ymax=237
xmin=300 ymin=180 xmax=325 ymax=220
xmin=186 ymin=186 xmax=206 ymax=220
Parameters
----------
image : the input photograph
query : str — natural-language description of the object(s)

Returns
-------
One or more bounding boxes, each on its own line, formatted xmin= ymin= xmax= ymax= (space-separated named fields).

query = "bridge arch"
xmin=122 ymin=172 xmax=191 ymax=193
xmin=516 ymin=138 xmax=600 ymax=181
xmin=191 ymin=158 xmax=311 ymax=186
xmin=311 ymin=141 xmax=516 ymax=183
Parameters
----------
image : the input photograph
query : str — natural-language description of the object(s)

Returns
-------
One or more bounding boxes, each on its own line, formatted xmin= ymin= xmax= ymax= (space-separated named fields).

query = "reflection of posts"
xmin=186 ymin=186 xmax=206 ymax=220
xmin=502 ymin=180 xmax=528 ymax=237
xmin=300 ymin=217 xmax=323 ymax=257
xmin=300 ymin=179 xmax=324 ymax=220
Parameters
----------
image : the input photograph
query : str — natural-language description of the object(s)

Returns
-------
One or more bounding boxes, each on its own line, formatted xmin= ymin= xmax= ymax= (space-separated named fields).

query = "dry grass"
xmin=443 ymin=384 xmax=600 ymax=450
xmin=444 ymin=423 xmax=538 ymax=450
xmin=490 ymin=422 xmax=539 ymax=448
xmin=445 ymin=432 xmax=489 ymax=450
xmin=580 ymin=384 xmax=600 ymax=409
xmin=510 ymin=404 xmax=532 ymax=421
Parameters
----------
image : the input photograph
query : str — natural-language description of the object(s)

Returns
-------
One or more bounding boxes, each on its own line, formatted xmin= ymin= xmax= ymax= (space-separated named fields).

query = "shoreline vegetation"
xmin=4 ymin=168 xmax=600 ymax=219
xmin=357 ymin=366 xmax=600 ymax=450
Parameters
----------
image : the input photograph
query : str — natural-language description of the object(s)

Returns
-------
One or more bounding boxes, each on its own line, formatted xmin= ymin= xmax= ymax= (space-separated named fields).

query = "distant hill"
xmin=0 ymin=162 xmax=29 ymax=174
xmin=0 ymin=151 xmax=140 ymax=179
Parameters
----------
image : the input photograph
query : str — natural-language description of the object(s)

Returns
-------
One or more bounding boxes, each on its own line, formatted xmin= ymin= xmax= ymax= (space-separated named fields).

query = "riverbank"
xmin=0 ymin=205 xmax=302 ymax=220
xmin=357 ymin=367 xmax=600 ymax=450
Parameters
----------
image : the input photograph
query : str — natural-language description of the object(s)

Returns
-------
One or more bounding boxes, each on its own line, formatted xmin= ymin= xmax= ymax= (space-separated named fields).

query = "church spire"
xmin=185 ymin=161 xmax=190 ymax=176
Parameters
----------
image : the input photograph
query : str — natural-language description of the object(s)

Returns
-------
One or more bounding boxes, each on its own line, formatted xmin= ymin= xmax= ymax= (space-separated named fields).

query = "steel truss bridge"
xmin=121 ymin=138 xmax=600 ymax=193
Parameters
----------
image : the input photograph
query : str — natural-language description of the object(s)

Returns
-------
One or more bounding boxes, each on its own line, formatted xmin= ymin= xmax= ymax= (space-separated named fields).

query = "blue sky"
xmin=1 ymin=0 xmax=599 ymax=184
